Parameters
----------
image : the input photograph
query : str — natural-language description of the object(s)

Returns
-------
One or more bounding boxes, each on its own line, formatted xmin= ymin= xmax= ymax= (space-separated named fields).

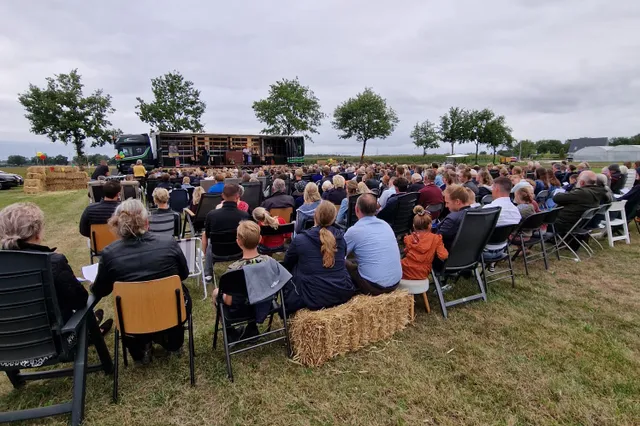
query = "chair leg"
xmin=431 ymin=272 xmax=448 ymax=319
xmin=521 ymin=238 xmax=529 ymax=276
xmin=70 ymin=321 xmax=89 ymax=426
xmin=5 ymin=370 xmax=24 ymax=389
xmin=540 ymin=236 xmax=549 ymax=270
xmin=113 ymin=330 xmax=120 ymax=403
xmin=474 ymin=267 xmax=487 ymax=302
xmin=505 ymin=245 xmax=515 ymax=288
xmin=213 ymin=307 xmax=220 ymax=349
xmin=421 ymin=292 xmax=431 ymax=313
xmin=552 ymin=231 xmax=561 ymax=260
xmin=188 ymin=315 xmax=195 ymax=386
xmin=280 ymin=291 xmax=293 ymax=358
xmin=219 ymin=307 xmax=234 ymax=382
xmin=88 ymin=313 xmax=113 ymax=374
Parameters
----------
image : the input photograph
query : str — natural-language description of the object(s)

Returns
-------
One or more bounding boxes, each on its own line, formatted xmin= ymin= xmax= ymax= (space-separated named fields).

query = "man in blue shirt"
xmin=344 ymin=194 xmax=402 ymax=295
xmin=207 ymin=173 xmax=225 ymax=194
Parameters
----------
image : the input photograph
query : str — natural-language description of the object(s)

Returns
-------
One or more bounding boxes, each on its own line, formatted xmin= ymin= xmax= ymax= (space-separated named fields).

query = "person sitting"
xmin=477 ymin=170 xmax=493 ymax=199
xmin=295 ymin=182 xmax=322 ymax=234
xmin=484 ymin=177 xmax=522 ymax=226
xmin=253 ymin=207 xmax=289 ymax=253
xmin=534 ymin=167 xmax=550 ymax=195
xmin=261 ymin=178 xmax=295 ymax=214
xmin=337 ymin=180 xmax=359 ymax=226
xmin=156 ymin=173 xmax=173 ymax=190
xmin=202 ymin=184 xmax=250 ymax=279
xmin=437 ymin=184 xmax=473 ymax=251
xmin=283 ymin=201 xmax=355 ymax=314
xmin=400 ymin=205 xmax=448 ymax=289
xmin=418 ymin=170 xmax=444 ymax=218
xmin=322 ymin=175 xmax=347 ymax=205
xmin=148 ymin=188 xmax=181 ymax=237
xmin=290 ymin=168 xmax=307 ymax=194
xmin=79 ymin=180 xmax=121 ymax=238
xmin=292 ymin=180 xmax=307 ymax=210
xmin=91 ymin=199 xmax=191 ymax=364
xmin=608 ymin=164 xmax=624 ymax=194
xmin=212 ymin=221 xmax=289 ymax=341
xmin=357 ymin=181 xmax=372 ymax=195
xmin=552 ymin=171 xmax=611 ymax=235
xmin=377 ymin=177 xmax=409 ymax=223
xmin=510 ymin=166 xmax=533 ymax=194
xmin=378 ymin=177 xmax=396 ymax=210
xmin=513 ymin=187 xmax=537 ymax=241
xmin=344 ymin=194 xmax=402 ymax=295
xmin=133 ymin=159 xmax=146 ymax=179
xmin=207 ymin=173 xmax=226 ymax=194
xmin=364 ymin=170 xmax=380 ymax=191
xmin=181 ymin=176 xmax=194 ymax=190
xmin=407 ymin=173 xmax=425 ymax=192
xmin=188 ymin=186 xmax=206 ymax=214
xmin=458 ymin=168 xmax=479 ymax=196
xmin=215 ymin=184 xmax=249 ymax=213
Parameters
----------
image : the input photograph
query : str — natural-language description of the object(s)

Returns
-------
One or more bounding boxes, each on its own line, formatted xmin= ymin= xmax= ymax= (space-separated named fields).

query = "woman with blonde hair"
xmin=188 ymin=186 xmax=206 ymax=213
xmin=295 ymin=182 xmax=322 ymax=234
xmin=283 ymin=201 xmax=354 ymax=314
xmin=322 ymin=174 xmax=347 ymax=205
xmin=92 ymin=199 xmax=190 ymax=364
xmin=337 ymin=180 xmax=359 ymax=226
xmin=357 ymin=181 xmax=372 ymax=194
xmin=253 ymin=207 xmax=290 ymax=252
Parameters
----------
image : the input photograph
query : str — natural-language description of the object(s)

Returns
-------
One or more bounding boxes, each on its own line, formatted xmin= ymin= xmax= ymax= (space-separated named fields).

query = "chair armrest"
xmin=61 ymin=294 xmax=99 ymax=334
xmin=184 ymin=208 xmax=195 ymax=217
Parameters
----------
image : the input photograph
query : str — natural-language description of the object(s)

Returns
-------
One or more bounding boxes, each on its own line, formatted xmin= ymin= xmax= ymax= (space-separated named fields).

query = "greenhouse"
xmin=573 ymin=145 xmax=640 ymax=162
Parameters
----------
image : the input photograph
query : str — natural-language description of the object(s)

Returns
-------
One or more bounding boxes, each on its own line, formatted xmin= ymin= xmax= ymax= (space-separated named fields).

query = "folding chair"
xmin=88 ymin=181 xmax=105 ymax=204
xmin=431 ymin=207 xmax=501 ymax=318
xmin=346 ymin=193 xmax=362 ymax=228
xmin=388 ymin=192 xmax=420 ymax=238
xmin=207 ymin=230 xmax=243 ymax=287
xmin=269 ymin=207 xmax=294 ymax=223
xmin=0 ymin=251 xmax=112 ymax=426
xmin=604 ymin=201 xmax=630 ymax=247
xmin=481 ymin=224 xmax=519 ymax=288
xmin=148 ymin=211 xmax=181 ymax=237
xmin=540 ymin=207 xmax=564 ymax=261
xmin=554 ymin=206 xmax=601 ymax=262
xmin=90 ymin=224 xmax=118 ymax=263
xmin=510 ymin=210 xmax=550 ymax=275
xmin=585 ymin=203 xmax=612 ymax=252
xmin=199 ymin=180 xmax=215 ymax=193
xmin=259 ymin=223 xmax=295 ymax=255
xmin=120 ymin=181 xmax=141 ymax=201
xmin=535 ymin=190 xmax=549 ymax=210
xmin=145 ymin=179 xmax=158 ymax=208
xmin=241 ymin=183 xmax=263 ymax=212
xmin=177 ymin=238 xmax=207 ymax=299
xmin=112 ymin=276 xmax=195 ymax=402
xmin=169 ymin=189 xmax=190 ymax=213
xmin=426 ymin=202 xmax=444 ymax=219
xmin=480 ymin=194 xmax=493 ymax=206
xmin=212 ymin=269 xmax=291 ymax=381
xmin=184 ymin=193 xmax=222 ymax=237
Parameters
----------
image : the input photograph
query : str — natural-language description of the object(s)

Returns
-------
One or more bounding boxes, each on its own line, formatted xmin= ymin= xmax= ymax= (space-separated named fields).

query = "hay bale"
xmin=26 ymin=172 xmax=46 ymax=180
xmin=289 ymin=290 xmax=414 ymax=367
xmin=27 ymin=166 xmax=46 ymax=174
xmin=23 ymin=179 xmax=44 ymax=194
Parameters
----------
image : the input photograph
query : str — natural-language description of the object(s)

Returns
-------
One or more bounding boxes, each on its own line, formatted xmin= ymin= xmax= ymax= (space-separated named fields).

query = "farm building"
xmin=567 ymin=137 xmax=608 ymax=154
xmin=573 ymin=145 xmax=640 ymax=162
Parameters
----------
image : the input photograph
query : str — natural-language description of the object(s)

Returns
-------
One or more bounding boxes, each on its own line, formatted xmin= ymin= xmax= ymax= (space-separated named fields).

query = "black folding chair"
xmin=145 ymin=179 xmax=158 ymax=208
xmin=535 ymin=190 xmax=549 ymax=210
xmin=509 ymin=210 xmax=550 ymax=275
xmin=88 ymin=182 xmax=105 ymax=204
xmin=212 ymin=269 xmax=291 ymax=382
xmin=241 ymin=183 xmax=263 ymax=212
xmin=184 ymin=194 xmax=222 ymax=237
xmin=554 ymin=206 xmax=601 ymax=262
xmin=389 ymin=192 xmax=420 ymax=237
xmin=481 ymin=195 xmax=493 ymax=206
xmin=426 ymin=202 xmax=444 ymax=219
xmin=346 ymin=194 xmax=362 ymax=228
xmin=540 ymin=207 xmax=564 ymax=261
xmin=431 ymin=207 xmax=501 ymax=318
xmin=169 ymin=189 xmax=190 ymax=213
xmin=0 ymin=252 xmax=112 ymax=426
xmin=121 ymin=182 xmax=140 ymax=200
xmin=258 ymin=223 xmax=295 ymax=255
xmin=481 ymin=224 xmax=519 ymax=288
xmin=207 ymin=230 xmax=243 ymax=286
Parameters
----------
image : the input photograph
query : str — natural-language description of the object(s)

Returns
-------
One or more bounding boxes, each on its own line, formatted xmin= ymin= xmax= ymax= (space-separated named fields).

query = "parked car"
xmin=0 ymin=171 xmax=24 ymax=190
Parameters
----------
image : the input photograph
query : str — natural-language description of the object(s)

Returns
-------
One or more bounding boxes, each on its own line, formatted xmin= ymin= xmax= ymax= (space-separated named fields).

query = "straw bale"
xmin=26 ymin=173 xmax=46 ymax=180
xmin=27 ymin=166 xmax=46 ymax=174
xmin=289 ymin=290 xmax=414 ymax=367
xmin=24 ymin=179 xmax=44 ymax=189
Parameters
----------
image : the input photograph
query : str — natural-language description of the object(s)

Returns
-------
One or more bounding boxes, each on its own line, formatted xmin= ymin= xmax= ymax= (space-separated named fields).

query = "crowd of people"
xmin=2 ymin=157 xmax=639 ymax=364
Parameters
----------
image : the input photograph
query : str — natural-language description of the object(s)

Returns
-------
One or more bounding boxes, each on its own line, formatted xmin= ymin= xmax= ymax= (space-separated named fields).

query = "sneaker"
xmin=488 ymin=263 xmax=496 ymax=273
xmin=94 ymin=309 xmax=104 ymax=323
xmin=99 ymin=319 xmax=113 ymax=336
xmin=205 ymin=275 xmax=213 ymax=283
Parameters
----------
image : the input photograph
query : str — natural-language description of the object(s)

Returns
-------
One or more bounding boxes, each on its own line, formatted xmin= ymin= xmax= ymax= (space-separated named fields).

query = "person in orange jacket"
xmin=401 ymin=205 xmax=448 ymax=280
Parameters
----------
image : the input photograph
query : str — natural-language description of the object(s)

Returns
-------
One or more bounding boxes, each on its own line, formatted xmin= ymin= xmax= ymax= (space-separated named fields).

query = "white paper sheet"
xmin=81 ymin=263 xmax=99 ymax=283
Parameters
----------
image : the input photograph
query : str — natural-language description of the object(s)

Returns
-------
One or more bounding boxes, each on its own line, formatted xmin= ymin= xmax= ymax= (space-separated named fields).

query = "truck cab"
xmin=114 ymin=134 xmax=156 ymax=173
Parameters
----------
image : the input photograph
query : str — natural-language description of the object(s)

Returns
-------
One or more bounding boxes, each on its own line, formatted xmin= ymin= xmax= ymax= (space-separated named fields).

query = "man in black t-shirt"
xmin=91 ymin=160 xmax=110 ymax=180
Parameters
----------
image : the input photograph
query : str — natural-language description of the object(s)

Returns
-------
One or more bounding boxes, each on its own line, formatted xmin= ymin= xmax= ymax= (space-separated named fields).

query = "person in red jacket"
xmin=253 ymin=207 xmax=290 ymax=252
xmin=401 ymin=205 xmax=448 ymax=281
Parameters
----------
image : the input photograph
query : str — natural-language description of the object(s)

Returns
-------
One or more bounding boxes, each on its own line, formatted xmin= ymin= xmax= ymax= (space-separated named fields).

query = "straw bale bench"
xmin=289 ymin=290 xmax=414 ymax=367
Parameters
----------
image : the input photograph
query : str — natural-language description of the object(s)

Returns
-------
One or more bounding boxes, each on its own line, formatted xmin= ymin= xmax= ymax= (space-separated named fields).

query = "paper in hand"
xmin=81 ymin=263 xmax=100 ymax=283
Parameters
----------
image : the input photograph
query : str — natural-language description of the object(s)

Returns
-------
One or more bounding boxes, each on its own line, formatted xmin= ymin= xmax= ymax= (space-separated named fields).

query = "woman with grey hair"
xmin=91 ymin=199 xmax=190 ymax=364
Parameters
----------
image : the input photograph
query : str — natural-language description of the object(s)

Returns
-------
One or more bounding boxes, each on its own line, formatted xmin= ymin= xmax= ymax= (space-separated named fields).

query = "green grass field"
xmin=1 ymin=188 xmax=639 ymax=425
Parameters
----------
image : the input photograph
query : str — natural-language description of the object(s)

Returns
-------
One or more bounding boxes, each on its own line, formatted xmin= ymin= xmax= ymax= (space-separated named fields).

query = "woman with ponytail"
xmin=252 ymin=207 xmax=290 ymax=252
xmin=282 ymin=201 xmax=354 ymax=314
xmin=400 ymin=205 xmax=448 ymax=282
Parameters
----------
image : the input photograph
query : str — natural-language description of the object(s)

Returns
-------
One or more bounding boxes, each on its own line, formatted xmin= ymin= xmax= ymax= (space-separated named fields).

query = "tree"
xmin=18 ymin=69 xmax=117 ymax=162
xmin=535 ymin=139 xmax=564 ymax=155
xmin=610 ymin=134 xmax=640 ymax=146
xmin=252 ymin=77 xmax=326 ymax=142
xmin=136 ymin=71 xmax=206 ymax=132
xmin=512 ymin=139 xmax=536 ymax=159
xmin=332 ymin=88 xmax=399 ymax=163
xmin=481 ymin=115 xmax=513 ymax=163
xmin=469 ymin=108 xmax=495 ymax=164
xmin=7 ymin=155 xmax=28 ymax=166
xmin=52 ymin=155 xmax=69 ymax=165
xmin=410 ymin=120 xmax=439 ymax=156
xmin=438 ymin=107 xmax=472 ymax=154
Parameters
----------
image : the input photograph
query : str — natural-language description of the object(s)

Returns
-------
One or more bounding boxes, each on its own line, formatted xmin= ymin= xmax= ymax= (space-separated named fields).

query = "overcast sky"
xmin=1 ymin=0 xmax=639 ymax=159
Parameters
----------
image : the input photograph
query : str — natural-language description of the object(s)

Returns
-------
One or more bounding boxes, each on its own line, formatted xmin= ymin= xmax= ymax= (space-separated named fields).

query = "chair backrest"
xmin=218 ymin=269 xmax=249 ymax=299
xmin=169 ymin=189 xmax=190 ymax=213
xmin=608 ymin=200 xmax=626 ymax=213
xmin=241 ymin=183 xmax=262 ymax=212
xmin=148 ymin=212 xmax=178 ymax=237
xmin=303 ymin=218 xmax=315 ymax=230
xmin=569 ymin=206 xmax=601 ymax=232
xmin=177 ymin=238 xmax=200 ymax=274
xmin=145 ymin=179 xmax=158 ymax=199
xmin=269 ymin=207 xmax=294 ymax=223
xmin=445 ymin=207 xmax=501 ymax=271
xmin=542 ymin=206 xmax=564 ymax=225
xmin=426 ymin=203 xmax=444 ymax=216
xmin=224 ymin=178 xmax=241 ymax=186
xmin=260 ymin=223 xmax=295 ymax=236
xmin=88 ymin=182 xmax=105 ymax=203
xmin=196 ymin=194 xmax=222 ymax=220
xmin=112 ymin=275 xmax=186 ymax=335
xmin=257 ymin=176 xmax=268 ymax=193
xmin=535 ymin=190 xmax=549 ymax=208
xmin=199 ymin=180 xmax=215 ymax=193
xmin=120 ymin=181 xmax=140 ymax=200
xmin=0 ymin=251 xmax=61 ymax=367
xmin=208 ymin=230 xmax=242 ymax=257
xmin=481 ymin=195 xmax=493 ymax=206
xmin=346 ymin=194 xmax=362 ymax=228
xmin=514 ymin=210 xmax=548 ymax=234
xmin=90 ymin=224 xmax=118 ymax=253
xmin=390 ymin=192 xmax=420 ymax=235
xmin=487 ymin=224 xmax=518 ymax=245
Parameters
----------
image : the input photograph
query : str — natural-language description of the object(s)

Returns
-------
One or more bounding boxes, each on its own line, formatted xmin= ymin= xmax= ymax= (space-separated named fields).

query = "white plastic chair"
xmin=177 ymin=238 xmax=207 ymax=299
xmin=605 ymin=201 xmax=631 ymax=248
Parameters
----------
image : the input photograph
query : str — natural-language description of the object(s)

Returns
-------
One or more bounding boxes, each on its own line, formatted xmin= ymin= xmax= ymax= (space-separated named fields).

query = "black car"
xmin=0 ymin=171 xmax=24 ymax=190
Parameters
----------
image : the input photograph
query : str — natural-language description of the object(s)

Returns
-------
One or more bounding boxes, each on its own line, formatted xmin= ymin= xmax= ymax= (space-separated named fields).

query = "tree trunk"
xmin=359 ymin=140 xmax=368 ymax=164
xmin=475 ymin=143 xmax=479 ymax=165
xmin=423 ymin=147 xmax=426 ymax=156
xmin=74 ymin=139 xmax=86 ymax=165
xmin=450 ymin=142 xmax=455 ymax=154
xmin=492 ymin=148 xmax=497 ymax=164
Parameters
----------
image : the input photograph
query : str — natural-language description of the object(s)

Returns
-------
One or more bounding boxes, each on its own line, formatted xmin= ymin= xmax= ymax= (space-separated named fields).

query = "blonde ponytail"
xmin=315 ymin=201 xmax=338 ymax=268
xmin=252 ymin=207 xmax=280 ymax=229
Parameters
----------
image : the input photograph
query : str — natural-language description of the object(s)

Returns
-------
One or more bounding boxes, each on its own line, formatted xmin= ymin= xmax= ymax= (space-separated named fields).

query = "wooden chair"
xmin=90 ymin=224 xmax=118 ymax=263
xmin=112 ymin=275 xmax=195 ymax=402
xmin=269 ymin=207 xmax=294 ymax=223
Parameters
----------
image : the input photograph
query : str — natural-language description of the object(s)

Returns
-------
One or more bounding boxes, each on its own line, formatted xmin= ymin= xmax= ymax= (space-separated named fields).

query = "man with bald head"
xmin=552 ymin=170 xmax=611 ymax=234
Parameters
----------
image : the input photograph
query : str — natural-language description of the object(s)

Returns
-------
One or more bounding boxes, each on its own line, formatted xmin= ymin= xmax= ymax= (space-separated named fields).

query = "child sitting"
xmin=514 ymin=187 xmax=537 ymax=241
xmin=252 ymin=207 xmax=290 ymax=253
xmin=401 ymin=205 xmax=448 ymax=283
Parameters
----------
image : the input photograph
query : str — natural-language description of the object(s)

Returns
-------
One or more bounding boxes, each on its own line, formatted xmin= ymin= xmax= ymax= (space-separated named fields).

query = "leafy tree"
xmin=7 ymin=155 xmax=28 ymax=166
xmin=136 ymin=71 xmax=206 ymax=132
xmin=332 ymin=88 xmax=399 ymax=163
xmin=512 ymin=139 xmax=537 ymax=159
xmin=438 ymin=107 xmax=472 ymax=154
xmin=410 ymin=119 xmax=439 ymax=156
xmin=252 ymin=77 xmax=326 ymax=141
xmin=610 ymin=134 xmax=640 ymax=146
xmin=468 ymin=108 xmax=495 ymax=164
xmin=18 ymin=69 xmax=117 ymax=162
xmin=535 ymin=139 xmax=564 ymax=155
xmin=52 ymin=155 xmax=69 ymax=165
xmin=481 ymin=115 xmax=513 ymax=163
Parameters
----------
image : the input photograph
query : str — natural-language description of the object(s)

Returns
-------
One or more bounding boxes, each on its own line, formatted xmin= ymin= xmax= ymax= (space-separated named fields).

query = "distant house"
xmin=567 ymin=137 xmax=608 ymax=154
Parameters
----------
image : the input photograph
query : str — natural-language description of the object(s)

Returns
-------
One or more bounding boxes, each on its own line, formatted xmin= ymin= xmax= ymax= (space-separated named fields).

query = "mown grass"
xmin=1 ymin=190 xmax=639 ymax=425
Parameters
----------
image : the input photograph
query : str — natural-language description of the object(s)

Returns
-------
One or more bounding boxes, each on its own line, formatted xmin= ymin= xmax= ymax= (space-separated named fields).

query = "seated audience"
xmin=484 ymin=177 xmax=522 ymax=227
xmin=437 ymin=184 xmax=473 ymax=250
xmin=534 ymin=167 xmax=549 ymax=195
xmin=215 ymin=185 xmax=249 ymax=212
xmin=357 ymin=181 xmax=372 ymax=195
xmin=378 ymin=177 xmax=396 ymax=209
xmin=322 ymin=175 xmax=347 ymax=205
xmin=283 ymin=201 xmax=355 ymax=313
xmin=181 ymin=176 xmax=194 ymax=190
xmin=477 ymin=170 xmax=493 ymax=198
xmin=79 ymin=180 xmax=121 ymax=237
xmin=148 ymin=188 xmax=181 ymax=237
xmin=418 ymin=170 xmax=444 ymax=219
xmin=292 ymin=180 xmax=307 ymax=210
xmin=377 ymin=177 xmax=409 ymax=223
xmin=91 ymin=199 xmax=190 ymax=363
xmin=188 ymin=186 xmax=206 ymax=214
xmin=207 ymin=173 xmax=225 ymax=194
xmin=321 ymin=180 xmax=334 ymax=193
xmin=253 ymin=207 xmax=289 ymax=253
xmin=262 ymin=178 xmax=295 ymax=213
xmin=156 ymin=173 xmax=173 ymax=190
xmin=513 ymin=187 xmax=537 ymax=241
xmin=295 ymin=183 xmax=322 ymax=234
xmin=401 ymin=205 xmax=448 ymax=284
xmin=458 ymin=168 xmax=479 ymax=195
xmin=364 ymin=170 xmax=380 ymax=191
xmin=337 ymin=180 xmax=359 ymax=226
xmin=344 ymin=194 xmax=402 ymax=295
xmin=407 ymin=173 xmax=425 ymax=192
xmin=510 ymin=166 xmax=533 ymax=193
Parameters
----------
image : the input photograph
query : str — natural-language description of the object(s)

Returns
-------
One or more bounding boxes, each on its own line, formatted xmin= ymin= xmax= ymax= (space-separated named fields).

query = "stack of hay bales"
xmin=289 ymin=290 xmax=414 ymax=367
xmin=23 ymin=166 xmax=89 ymax=194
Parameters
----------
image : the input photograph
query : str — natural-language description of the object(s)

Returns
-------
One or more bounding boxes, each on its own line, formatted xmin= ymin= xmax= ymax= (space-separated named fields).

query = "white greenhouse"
xmin=573 ymin=145 xmax=640 ymax=162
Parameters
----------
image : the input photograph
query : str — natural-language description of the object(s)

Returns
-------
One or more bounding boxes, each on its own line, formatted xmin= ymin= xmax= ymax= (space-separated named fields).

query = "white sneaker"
xmin=205 ymin=276 xmax=213 ymax=283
